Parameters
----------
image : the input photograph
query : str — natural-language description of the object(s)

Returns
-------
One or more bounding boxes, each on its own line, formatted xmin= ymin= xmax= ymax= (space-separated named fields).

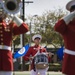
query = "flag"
xmin=14 ymin=44 xmax=30 ymax=59
xmin=56 ymin=46 xmax=64 ymax=61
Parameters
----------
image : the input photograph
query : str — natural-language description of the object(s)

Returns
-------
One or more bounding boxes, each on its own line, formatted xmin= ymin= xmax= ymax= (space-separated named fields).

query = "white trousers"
xmin=0 ymin=71 xmax=13 ymax=75
xmin=30 ymin=67 xmax=48 ymax=75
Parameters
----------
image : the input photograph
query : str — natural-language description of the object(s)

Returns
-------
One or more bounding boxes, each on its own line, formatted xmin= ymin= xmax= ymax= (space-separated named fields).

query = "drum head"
xmin=34 ymin=53 xmax=49 ymax=69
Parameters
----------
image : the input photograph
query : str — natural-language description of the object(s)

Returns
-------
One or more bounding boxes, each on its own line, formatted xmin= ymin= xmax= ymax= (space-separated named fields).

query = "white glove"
xmin=13 ymin=58 xmax=17 ymax=62
xmin=63 ymin=11 xmax=75 ymax=25
xmin=12 ymin=15 xmax=23 ymax=26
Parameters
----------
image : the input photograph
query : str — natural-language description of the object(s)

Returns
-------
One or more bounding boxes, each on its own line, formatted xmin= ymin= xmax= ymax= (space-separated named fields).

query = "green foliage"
xmin=26 ymin=9 xmax=67 ymax=48
xmin=14 ymin=8 xmax=68 ymax=48
xmin=48 ymin=63 xmax=62 ymax=71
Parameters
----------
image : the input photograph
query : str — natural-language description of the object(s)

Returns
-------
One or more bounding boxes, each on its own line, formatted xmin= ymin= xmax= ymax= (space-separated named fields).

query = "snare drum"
xmin=34 ymin=53 xmax=49 ymax=69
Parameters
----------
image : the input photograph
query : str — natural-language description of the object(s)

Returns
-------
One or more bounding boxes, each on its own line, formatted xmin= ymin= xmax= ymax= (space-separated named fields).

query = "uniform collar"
xmin=34 ymin=45 xmax=41 ymax=48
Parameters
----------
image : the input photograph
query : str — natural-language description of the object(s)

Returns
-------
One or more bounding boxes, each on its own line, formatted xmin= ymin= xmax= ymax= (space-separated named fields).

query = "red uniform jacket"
xmin=0 ymin=21 xmax=29 ymax=71
xmin=54 ymin=19 xmax=75 ymax=75
xmin=23 ymin=45 xmax=50 ymax=70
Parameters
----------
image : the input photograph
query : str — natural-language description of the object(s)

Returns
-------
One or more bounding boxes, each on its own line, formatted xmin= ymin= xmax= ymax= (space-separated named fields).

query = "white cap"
xmin=32 ymin=34 xmax=42 ymax=41
xmin=66 ymin=0 xmax=75 ymax=11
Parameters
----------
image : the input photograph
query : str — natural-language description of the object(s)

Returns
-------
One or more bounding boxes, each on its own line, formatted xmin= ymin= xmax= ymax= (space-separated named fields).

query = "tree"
xmin=14 ymin=8 xmax=68 ymax=49
xmin=26 ymin=9 xmax=68 ymax=48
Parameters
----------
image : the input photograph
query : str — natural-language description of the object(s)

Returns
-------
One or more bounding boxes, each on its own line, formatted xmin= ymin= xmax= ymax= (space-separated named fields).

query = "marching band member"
xmin=0 ymin=1 xmax=29 ymax=75
xmin=54 ymin=0 xmax=75 ymax=75
xmin=23 ymin=34 xmax=53 ymax=75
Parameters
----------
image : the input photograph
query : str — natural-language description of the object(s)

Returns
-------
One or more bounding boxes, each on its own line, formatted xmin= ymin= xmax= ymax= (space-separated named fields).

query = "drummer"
xmin=23 ymin=34 xmax=53 ymax=75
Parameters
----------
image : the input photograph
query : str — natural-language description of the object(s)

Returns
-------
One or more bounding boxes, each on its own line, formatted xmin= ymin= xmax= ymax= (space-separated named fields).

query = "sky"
xmin=25 ymin=0 xmax=71 ymax=17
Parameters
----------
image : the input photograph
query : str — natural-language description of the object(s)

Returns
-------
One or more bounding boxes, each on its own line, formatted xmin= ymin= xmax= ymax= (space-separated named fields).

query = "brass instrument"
xmin=1 ymin=0 xmax=22 ymax=14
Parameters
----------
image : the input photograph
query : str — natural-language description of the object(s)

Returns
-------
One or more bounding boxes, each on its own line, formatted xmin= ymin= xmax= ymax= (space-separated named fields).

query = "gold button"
xmin=4 ymin=27 xmax=6 ymax=29
xmin=0 ymin=27 xmax=2 ymax=29
xmin=1 ymin=38 xmax=3 ymax=41
xmin=0 ymin=31 xmax=3 ymax=33
xmin=1 ymin=34 xmax=3 ymax=37
xmin=1 ymin=42 xmax=3 ymax=45
xmin=0 ymin=23 xmax=2 ymax=25
xmin=7 ymin=29 xmax=10 ymax=32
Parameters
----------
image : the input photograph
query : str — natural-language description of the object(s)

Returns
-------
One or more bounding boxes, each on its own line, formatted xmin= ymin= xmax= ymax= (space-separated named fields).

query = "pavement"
xmin=13 ymin=71 xmax=64 ymax=75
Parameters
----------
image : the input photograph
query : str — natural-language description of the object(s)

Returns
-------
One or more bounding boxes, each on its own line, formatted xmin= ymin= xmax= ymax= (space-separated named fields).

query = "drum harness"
xmin=32 ymin=47 xmax=46 ymax=71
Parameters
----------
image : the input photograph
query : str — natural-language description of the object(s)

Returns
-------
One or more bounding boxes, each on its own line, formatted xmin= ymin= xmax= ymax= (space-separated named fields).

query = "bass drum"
xmin=34 ymin=53 xmax=49 ymax=69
